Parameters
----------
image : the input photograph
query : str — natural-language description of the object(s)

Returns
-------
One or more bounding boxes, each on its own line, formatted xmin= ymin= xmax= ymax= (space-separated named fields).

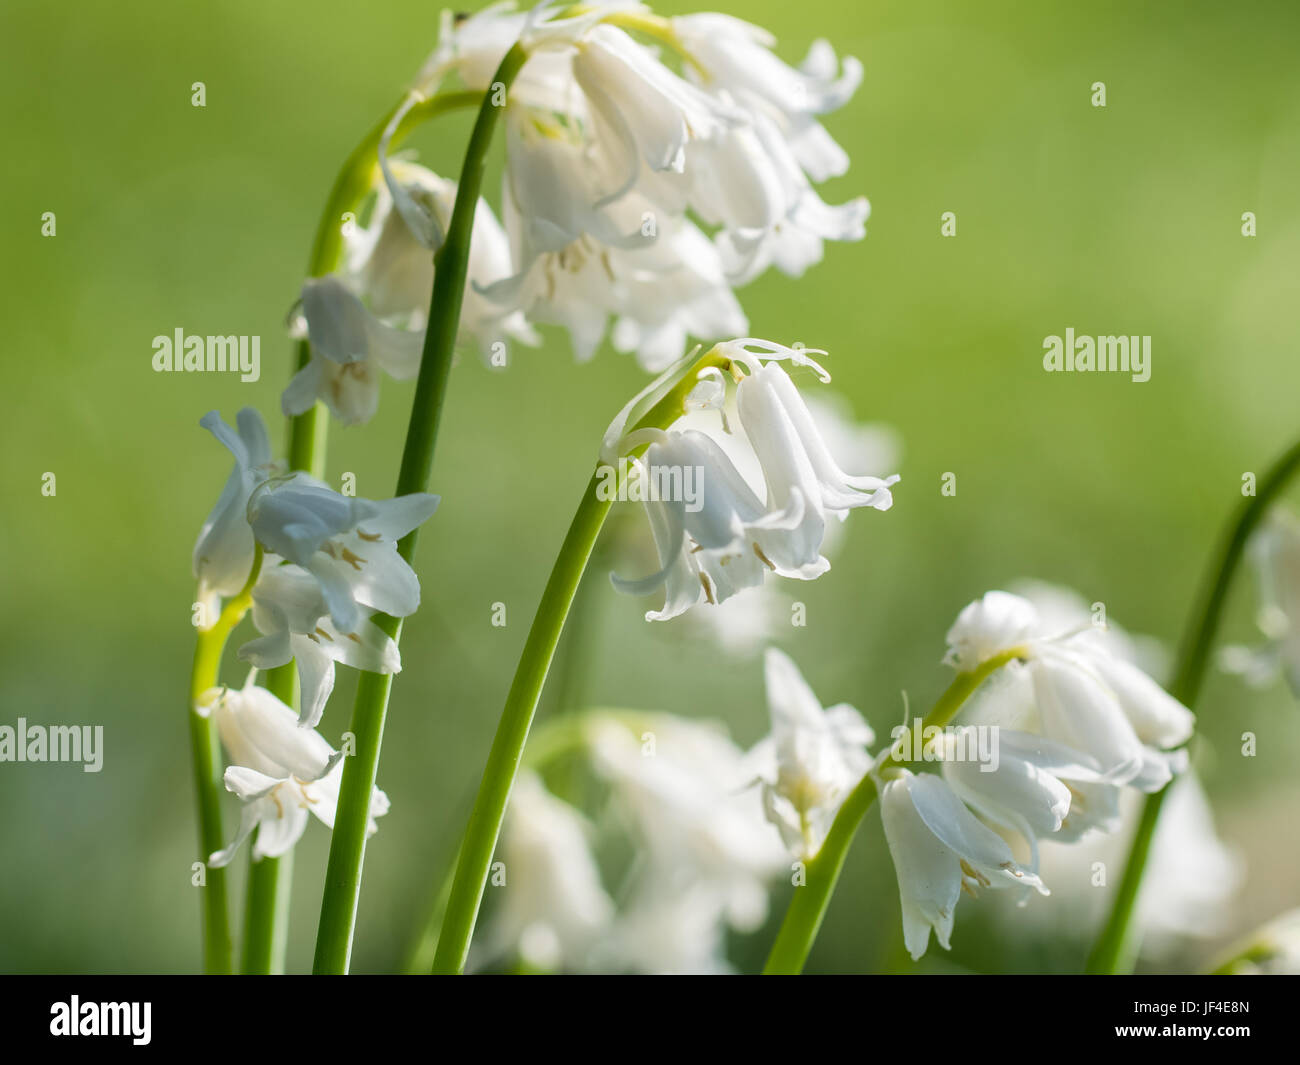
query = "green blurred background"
xmin=3 ymin=0 xmax=1299 ymax=973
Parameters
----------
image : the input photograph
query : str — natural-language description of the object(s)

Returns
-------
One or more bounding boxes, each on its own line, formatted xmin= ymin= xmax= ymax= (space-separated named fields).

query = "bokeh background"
xmin=3 ymin=0 xmax=1299 ymax=974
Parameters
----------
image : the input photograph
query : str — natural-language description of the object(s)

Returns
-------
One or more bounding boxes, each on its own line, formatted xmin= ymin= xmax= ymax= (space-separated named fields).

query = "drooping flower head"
xmin=874 ymin=587 xmax=1196 ymax=959
xmin=880 ymin=768 xmax=1047 ymax=960
xmin=198 ymin=678 xmax=389 ymax=866
xmin=607 ymin=340 xmax=899 ymax=620
xmin=193 ymin=409 xmax=438 ymax=726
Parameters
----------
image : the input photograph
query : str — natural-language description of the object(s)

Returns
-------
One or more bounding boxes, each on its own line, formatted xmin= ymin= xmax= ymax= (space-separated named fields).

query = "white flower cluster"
xmin=287 ymin=2 xmax=868 ymax=423
xmin=878 ymin=590 xmax=1194 ymax=959
xmin=192 ymin=407 xmax=435 ymax=861
xmin=490 ymin=586 xmax=1197 ymax=970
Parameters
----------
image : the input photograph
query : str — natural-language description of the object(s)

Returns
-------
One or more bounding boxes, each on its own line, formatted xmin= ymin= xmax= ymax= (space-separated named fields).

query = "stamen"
xmin=752 ymin=542 xmax=777 ymax=571
xmin=960 ymin=860 xmax=991 ymax=888
xmin=699 ymin=572 xmax=717 ymax=605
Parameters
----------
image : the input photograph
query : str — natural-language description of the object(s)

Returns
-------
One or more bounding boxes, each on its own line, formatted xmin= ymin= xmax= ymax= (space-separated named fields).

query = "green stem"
xmin=762 ymin=648 xmax=1025 ymax=975
xmin=1086 ymin=435 xmax=1300 ymax=974
xmin=231 ymin=86 xmax=482 ymax=976
xmin=187 ymin=558 xmax=261 ymax=975
xmin=430 ymin=349 xmax=735 ymax=974
xmin=312 ymin=45 xmax=529 ymax=976
xmin=287 ymin=89 xmax=484 ymax=478
xmin=189 ymin=641 xmax=233 ymax=975
xmin=240 ymin=662 xmax=298 ymax=974
xmin=432 ymin=471 xmax=612 ymax=974
xmin=242 ymin=848 xmax=294 ymax=974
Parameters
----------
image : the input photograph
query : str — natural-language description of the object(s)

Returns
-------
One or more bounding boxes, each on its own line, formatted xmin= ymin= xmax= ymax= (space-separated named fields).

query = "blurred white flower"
xmin=200 ymin=679 xmax=389 ymax=866
xmin=239 ymin=563 xmax=401 ymax=728
xmin=749 ymin=649 xmax=873 ymax=857
xmin=192 ymin=409 xmax=281 ymax=614
xmin=880 ymin=768 xmax=1047 ymax=960
xmin=481 ymin=146 xmax=746 ymax=367
xmin=611 ymin=341 xmax=898 ymax=620
xmin=1016 ymin=771 xmax=1243 ymax=960
xmin=246 ymin=476 xmax=439 ymax=637
xmin=484 ymin=771 xmax=615 ymax=972
xmin=1221 ymin=509 xmax=1300 ymax=694
xmin=589 ymin=714 xmax=786 ymax=972
xmin=1218 ymin=908 xmax=1300 ymax=975
xmin=590 ymin=884 xmax=739 ymax=975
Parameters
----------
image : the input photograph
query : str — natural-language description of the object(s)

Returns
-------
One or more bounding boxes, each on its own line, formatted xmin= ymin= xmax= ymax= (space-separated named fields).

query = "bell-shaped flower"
xmin=736 ymin=358 xmax=897 ymax=519
xmin=672 ymin=14 xmax=862 ymax=183
xmin=590 ymin=714 xmax=786 ymax=936
xmin=944 ymin=590 xmax=1041 ymax=671
xmin=212 ymin=764 xmax=389 ymax=867
xmin=708 ymin=110 xmax=869 ymax=285
xmin=363 ymin=160 xmax=536 ymax=350
xmin=198 ymin=679 xmax=389 ymax=866
xmin=285 ymin=156 xmax=535 ymax=425
xmin=610 ymin=429 xmax=791 ymax=621
xmin=247 ymin=476 xmax=439 ymax=637
xmin=940 ymin=589 xmax=1195 ymax=860
xmin=610 ymin=341 xmax=898 ymax=619
xmin=572 ymin=24 xmax=737 ymax=183
xmin=283 ymin=275 xmax=424 ymax=426
xmin=239 ymin=562 xmax=401 ymax=728
xmin=192 ymin=408 xmax=280 ymax=614
xmin=201 ymin=675 xmax=336 ymax=780
xmin=485 ymin=772 xmax=615 ymax=972
xmin=880 ymin=768 xmax=1047 ymax=960
xmin=749 ymin=648 xmax=873 ymax=857
xmin=946 ymin=591 xmax=1193 ymax=784
xmin=1029 ymin=646 xmax=1190 ymax=791
xmin=937 ymin=726 xmax=1105 ymax=865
